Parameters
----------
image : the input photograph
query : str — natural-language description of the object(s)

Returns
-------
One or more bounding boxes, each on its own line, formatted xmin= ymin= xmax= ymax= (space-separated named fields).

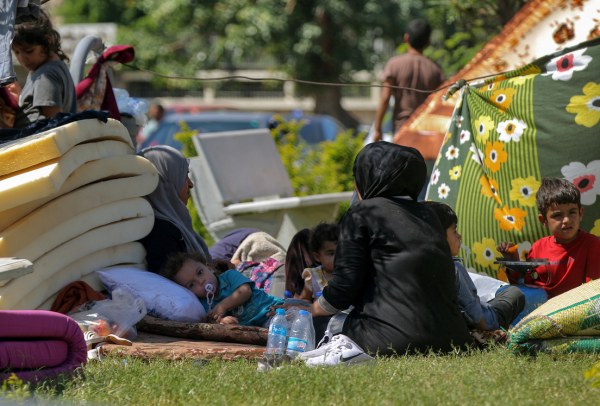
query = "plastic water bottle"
xmin=265 ymin=308 xmax=288 ymax=364
xmin=286 ymin=309 xmax=313 ymax=358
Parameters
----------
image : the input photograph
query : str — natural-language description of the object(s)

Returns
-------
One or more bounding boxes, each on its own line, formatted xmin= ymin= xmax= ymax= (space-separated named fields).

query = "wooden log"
xmin=136 ymin=316 xmax=268 ymax=346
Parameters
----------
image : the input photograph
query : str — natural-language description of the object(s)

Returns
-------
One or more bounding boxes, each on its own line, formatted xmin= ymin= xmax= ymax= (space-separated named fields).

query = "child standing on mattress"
xmin=424 ymin=201 xmax=525 ymax=330
xmin=498 ymin=177 xmax=600 ymax=298
xmin=164 ymin=252 xmax=284 ymax=327
xmin=11 ymin=9 xmax=76 ymax=128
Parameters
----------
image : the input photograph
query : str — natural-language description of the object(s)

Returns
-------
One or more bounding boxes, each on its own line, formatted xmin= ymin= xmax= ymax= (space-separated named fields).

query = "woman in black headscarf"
xmin=312 ymin=142 xmax=473 ymax=355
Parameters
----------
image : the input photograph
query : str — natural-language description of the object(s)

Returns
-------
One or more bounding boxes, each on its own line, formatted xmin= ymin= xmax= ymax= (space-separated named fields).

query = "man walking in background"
xmin=372 ymin=19 xmax=443 ymax=142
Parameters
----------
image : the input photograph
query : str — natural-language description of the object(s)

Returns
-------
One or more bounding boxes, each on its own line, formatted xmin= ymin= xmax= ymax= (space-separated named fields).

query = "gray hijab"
xmin=140 ymin=145 xmax=211 ymax=262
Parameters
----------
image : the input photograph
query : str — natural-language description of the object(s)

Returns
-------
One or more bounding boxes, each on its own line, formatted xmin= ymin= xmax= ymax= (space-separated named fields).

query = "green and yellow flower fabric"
xmin=427 ymin=37 xmax=600 ymax=278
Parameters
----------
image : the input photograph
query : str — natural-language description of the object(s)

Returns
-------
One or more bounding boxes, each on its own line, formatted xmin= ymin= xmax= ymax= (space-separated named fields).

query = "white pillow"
xmin=97 ymin=266 xmax=206 ymax=323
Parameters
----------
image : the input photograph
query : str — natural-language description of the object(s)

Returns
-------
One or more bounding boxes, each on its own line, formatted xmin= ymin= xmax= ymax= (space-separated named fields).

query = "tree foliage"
xmin=56 ymin=0 xmax=526 ymax=124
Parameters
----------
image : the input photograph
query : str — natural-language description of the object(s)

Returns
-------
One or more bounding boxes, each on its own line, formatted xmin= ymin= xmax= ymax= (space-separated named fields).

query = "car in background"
xmin=138 ymin=110 xmax=346 ymax=151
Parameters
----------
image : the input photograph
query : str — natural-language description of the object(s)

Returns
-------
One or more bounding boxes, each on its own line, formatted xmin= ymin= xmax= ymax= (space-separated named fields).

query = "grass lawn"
xmin=3 ymin=346 xmax=600 ymax=405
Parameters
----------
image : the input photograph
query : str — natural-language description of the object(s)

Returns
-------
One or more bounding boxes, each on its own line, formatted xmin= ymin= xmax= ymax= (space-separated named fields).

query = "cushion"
xmin=97 ymin=267 xmax=206 ymax=323
xmin=0 ymin=310 xmax=87 ymax=383
xmin=508 ymin=279 xmax=600 ymax=354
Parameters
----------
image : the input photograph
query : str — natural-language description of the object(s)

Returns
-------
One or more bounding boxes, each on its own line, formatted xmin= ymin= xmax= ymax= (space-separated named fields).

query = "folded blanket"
xmin=232 ymin=231 xmax=286 ymax=264
xmin=0 ymin=310 xmax=87 ymax=382
xmin=508 ymin=279 xmax=600 ymax=354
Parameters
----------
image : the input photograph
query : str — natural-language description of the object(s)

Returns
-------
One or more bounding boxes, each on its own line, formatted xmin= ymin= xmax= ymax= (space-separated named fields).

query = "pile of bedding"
xmin=508 ymin=279 xmax=600 ymax=354
xmin=0 ymin=118 xmax=158 ymax=310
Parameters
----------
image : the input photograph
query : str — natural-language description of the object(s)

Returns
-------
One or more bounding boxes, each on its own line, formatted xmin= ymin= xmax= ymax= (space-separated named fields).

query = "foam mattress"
xmin=0 ymin=118 xmax=131 ymax=177
xmin=15 ymin=243 xmax=147 ymax=310
xmin=0 ymin=215 xmax=153 ymax=310
xmin=0 ymin=176 xmax=158 ymax=258
xmin=0 ymin=140 xmax=134 ymax=212
xmin=6 ymin=197 xmax=153 ymax=262
xmin=0 ymin=155 xmax=157 ymax=231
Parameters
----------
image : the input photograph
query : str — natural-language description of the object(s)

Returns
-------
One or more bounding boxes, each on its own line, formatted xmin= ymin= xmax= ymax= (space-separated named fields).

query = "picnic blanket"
xmin=100 ymin=316 xmax=267 ymax=360
xmin=426 ymin=37 xmax=600 ymax=278
xmin=508 ymin=279 xmax=600 ymax=354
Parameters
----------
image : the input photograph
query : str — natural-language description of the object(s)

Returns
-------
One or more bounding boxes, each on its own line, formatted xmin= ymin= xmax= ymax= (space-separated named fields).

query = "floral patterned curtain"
xmin=426 ymin=37 xmax=600 ymax=278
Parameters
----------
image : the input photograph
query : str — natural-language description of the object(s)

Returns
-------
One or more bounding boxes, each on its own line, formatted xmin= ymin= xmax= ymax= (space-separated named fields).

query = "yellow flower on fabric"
xmin=509 ymin=76 xmax=529 ymax=86
xmin=474 ymin=115 xmax=494 ymax=142
xmin=484 ymin=141 xmax=508 ymax=172
xmin=480 ymin=175 xmax=502 ymax=204
xmin=472 ymin=238 xmax=501 ymax=268
xmin=449 ymin=165 xmax=462 ymax=180
xmin=508 ymin=66 xmax=541 ymax=86
xmin=591 ymin=219 xmax=600 ymax=237
xmin=509 ymin=176 xmax=541 ymax=207
xmin=490 ymin=87 xmax=516 ymax=111
xmin=494 ymin=206 xmax=527 ymax=232
xmin=566 ymin=82 xmax=600 ymax=128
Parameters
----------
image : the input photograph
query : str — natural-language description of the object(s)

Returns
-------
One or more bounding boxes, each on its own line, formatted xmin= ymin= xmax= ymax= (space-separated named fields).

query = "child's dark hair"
xmin=162 ymin=251 xmax=214 ymax=281
xmin=423 ymin=201 xmax=458 ymax=230
xmin=536 ymin=177 xmax=581 ymax=216
xmin=13 ymin=9 xmax=69 ymax=62
xmin=309 ymin=223 xmax=340 ymax=252
xmin=285 ymin=228 xmax=316 ymax=296
xmin=406 ymin=19 xmax=432 ymax=51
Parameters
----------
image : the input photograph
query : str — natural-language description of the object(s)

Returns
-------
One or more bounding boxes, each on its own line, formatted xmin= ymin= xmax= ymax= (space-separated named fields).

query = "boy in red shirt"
xmin=499 ymin=177 xmax=600 ymax=298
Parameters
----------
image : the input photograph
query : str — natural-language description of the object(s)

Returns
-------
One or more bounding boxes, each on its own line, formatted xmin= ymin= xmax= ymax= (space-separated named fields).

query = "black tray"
xmin=494 ymin=258 xmax=549 ymax=273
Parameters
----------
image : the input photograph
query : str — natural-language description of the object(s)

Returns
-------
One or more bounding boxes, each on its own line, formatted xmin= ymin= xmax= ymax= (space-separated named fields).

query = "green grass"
xmin=4 ymin=346 xmax=600 ymax=405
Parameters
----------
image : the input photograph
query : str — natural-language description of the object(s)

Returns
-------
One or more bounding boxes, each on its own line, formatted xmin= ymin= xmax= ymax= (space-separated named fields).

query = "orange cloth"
xmin=51 ymin=281 xmax=106 ymax=314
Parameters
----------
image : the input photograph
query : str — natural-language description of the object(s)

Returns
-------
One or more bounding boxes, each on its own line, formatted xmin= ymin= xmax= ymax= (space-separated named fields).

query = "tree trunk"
xmin=313 ymin=86 xmax=360 ymax=129
xmin=137 ymin=316 xmax=267 ymax=345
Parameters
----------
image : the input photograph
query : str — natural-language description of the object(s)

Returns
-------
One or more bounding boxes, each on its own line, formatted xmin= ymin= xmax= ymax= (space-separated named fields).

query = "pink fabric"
xmin=0 ymin=310 xmax=87 ymax=382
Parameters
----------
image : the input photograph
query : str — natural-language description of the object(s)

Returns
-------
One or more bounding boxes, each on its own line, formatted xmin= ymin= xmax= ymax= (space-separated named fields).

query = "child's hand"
xmin=219 ymin=316 xmax=239 ymax=325
xmin=497 ymin=242 xmax=520 ymax=260
xmin=207 ymin=304 xmax=229 ymax=323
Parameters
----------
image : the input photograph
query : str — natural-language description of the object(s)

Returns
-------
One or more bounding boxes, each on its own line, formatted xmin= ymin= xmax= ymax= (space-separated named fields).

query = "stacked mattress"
xmin=0 ymin=118 xmax=158 ymax=310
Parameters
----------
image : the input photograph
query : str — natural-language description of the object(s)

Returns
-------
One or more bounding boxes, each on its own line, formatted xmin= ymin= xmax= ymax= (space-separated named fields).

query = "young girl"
xmin=164 ymin=252 xmax=283 ymax=327
xmin=284 ymin=228 xmax=316 ymax=298
xmin=11 ymin=10 xmax=76 ymax=128
xmin=295 ymin=223 xmax=339 ymax=301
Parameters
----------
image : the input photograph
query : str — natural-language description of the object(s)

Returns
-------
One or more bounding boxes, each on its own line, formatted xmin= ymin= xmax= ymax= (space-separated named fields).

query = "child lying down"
xmin=164 ymin=252 xmax=308 ymax=327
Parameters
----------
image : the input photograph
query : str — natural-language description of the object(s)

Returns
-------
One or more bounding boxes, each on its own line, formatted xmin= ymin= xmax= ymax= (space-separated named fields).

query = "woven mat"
xmin=101 ymin=332 xmax=265 ymax=360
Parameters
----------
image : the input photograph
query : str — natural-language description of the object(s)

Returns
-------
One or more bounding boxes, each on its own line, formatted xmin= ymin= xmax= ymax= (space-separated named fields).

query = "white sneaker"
xmin=303 ymin=334 xmax=375 ymax=367
xmin=297 ymin=333 xmax=343 ymax=361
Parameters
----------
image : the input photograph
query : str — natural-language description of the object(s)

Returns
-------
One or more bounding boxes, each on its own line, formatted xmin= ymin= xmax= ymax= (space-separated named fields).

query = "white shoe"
xmin=303 ymin=334 xmax=375 ymax=367
xmin=297 ymin=333 xmax=342 ymax=360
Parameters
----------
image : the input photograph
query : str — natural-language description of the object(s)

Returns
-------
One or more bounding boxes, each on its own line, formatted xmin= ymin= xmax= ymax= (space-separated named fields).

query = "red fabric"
xmin=0 ymin=310 xmax=87 ymax=382
xmin=0 ymin=87 xmax=18 ymax=110
xmin=50 ymin=280 xmax=106 ymax=314
xmin=75 ymin=45 xmax=135 ymax=119
xmin=525 ymin=230 xmax=600 ymax=297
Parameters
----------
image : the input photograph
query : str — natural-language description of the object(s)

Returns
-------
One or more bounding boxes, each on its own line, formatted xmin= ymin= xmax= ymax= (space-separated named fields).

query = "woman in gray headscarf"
xmin=139 ymin=145 xmax=211 ymax=274
xmin=311 ymin=142 xmax=473 ymax=356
